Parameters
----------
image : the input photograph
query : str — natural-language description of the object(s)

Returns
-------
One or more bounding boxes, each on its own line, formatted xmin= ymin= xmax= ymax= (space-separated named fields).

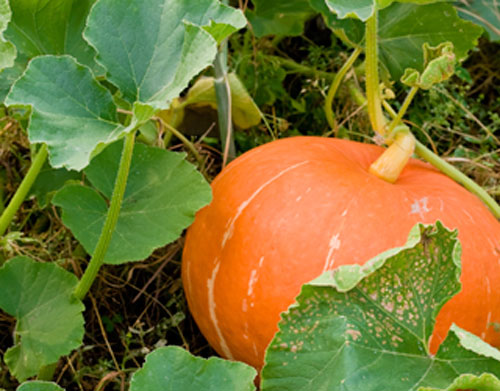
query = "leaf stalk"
xmin=0 ymin=143 xmax=48 ymax=237
xmin=386 ymin=86 xmax=419 ymax=141
xmin=73 ymin=131 xmax=136 ymax=300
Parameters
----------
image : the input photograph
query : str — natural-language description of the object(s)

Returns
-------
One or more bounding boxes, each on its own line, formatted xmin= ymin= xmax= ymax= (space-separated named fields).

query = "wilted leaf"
xmin=5 ymin=56 xmax=125 ymax=171
xmin=261 ymin=223 xmax=500 ymax=390
xmin=53 ymin=142 xmax=212 ymax=264
xmin=183 ymin=73 xmax=261 ymax=129
xmin=0 ymin=257 xmax=84 ymax=382
xmin=129 ymin=346 xmax=257 ymax=391
xmin=402 ymin=42 xmax=457 ymax=89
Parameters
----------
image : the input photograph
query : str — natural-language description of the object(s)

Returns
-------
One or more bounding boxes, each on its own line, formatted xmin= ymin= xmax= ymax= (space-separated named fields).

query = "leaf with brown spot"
xmin=261 ymin=222 xmax=500 ymax=391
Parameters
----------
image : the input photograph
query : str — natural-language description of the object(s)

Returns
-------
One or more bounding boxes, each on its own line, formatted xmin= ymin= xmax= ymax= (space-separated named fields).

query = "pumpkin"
xmin=182 ymin=136 xmax=500 ymax=369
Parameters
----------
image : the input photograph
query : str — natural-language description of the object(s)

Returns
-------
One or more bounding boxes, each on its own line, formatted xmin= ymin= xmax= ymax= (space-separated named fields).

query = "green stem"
xmin=73 ymin=131 xmax=136 ymax=300
xmin=214 ymin=37 xmax=235 ymax=166
xmin=365 ymin=13 xmax=385 ymax=135
xmin=415 ymin=141 xmax=500 ymax=219
xmin=324 ymin=47 xmax=362 ymax=130
xmin=352 ymin=83 xmax=500 ymax=218
xmin=386 ymin=86 xmax=419 ymax=140
xmin=0 ymin=144 xmax=48 ymax=237
xmin=161 ymin=120 xmax=206 ymax=172
xmin=262 ymin=55 xmax=335 ymax=81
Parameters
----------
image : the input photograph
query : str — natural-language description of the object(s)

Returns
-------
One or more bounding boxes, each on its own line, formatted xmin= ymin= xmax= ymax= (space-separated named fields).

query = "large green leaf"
xmin=0 ymin=0 xmax=15 ymax=71
xmin=17 ymin=382 xmax=65 ymax=391
xmin=0 ymin=257 xmax=85 ymax=382
xmin=129 ymin=346 xmax=257 ymax=391
xmin=84 ymin=0 xmax=246 ymax=111
xmin=0 ymin=0 xmax=101 ymax=100
xmin=4 ymin=0 xmax=99 ymax=72
xmin=313 ymin=2 xmax=481 ymax=80
xmin=419 ymin=373 xmax=500 ymax=390
xmin=245 ymin=0 xmax=315 ymax=37
xmin=52 ymin=142 xmax=212 ymax=264
xmin=260 ymin=223 xmax=500 ymax=390
xmin=5 ymin=56 xmax=125 ymax=171
xmin=456 ymin=0 xmax=500 ymax=42
xmin=378 ymin=2 xmax=483 ymax=80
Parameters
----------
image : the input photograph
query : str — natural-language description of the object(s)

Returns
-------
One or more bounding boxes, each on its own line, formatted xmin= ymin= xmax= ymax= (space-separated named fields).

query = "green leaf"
xmin=456 ymin=0 xmax=500 ymax=42
xmin=4 ymin=0 xmax=100 ymax=73
xmin=84 ymin=0 xmax=245 ymax=111
xmin=183 ymin=73 xmax=261 ymax=129
xmin=0 ymin=0 xmax=16 ymax=72
xmin=17 ymin=381 xmax=65 ymax=391
xmin=0 ymin=257 xmax=85 ymax=382
xmin=52 ymin=142 xmax=212 ymax=264
xmin=129 ymin=346 xmax=257 ymax=391
xmin=310 ymin=0 xmax=365 ymax=46
xmin=5 ymin=55 xmax=125 ymax=171
xmin=418 ymin=373 xmax=500 ymax=391
xmin=29 ymin=164 xmax=82 ymax=208
xmin=401 ymin=42 xmax=457 ymax=89
xmin=324 ymin=0 xmax=448 ymax=21
xmin=313 ymin=2 xmax=481 ymax=79
xmin=245 ymin=0 xmax=314 ymax=37
xmin=261 ymin=222 xmax=500 ymax=390
xmin=378 ymin=3 xmax=483 ymax=80
xmin=324 ymin=0 xmax=376 ymax=21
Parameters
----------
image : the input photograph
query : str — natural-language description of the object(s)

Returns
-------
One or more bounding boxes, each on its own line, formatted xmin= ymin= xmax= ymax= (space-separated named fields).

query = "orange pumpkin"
xmin=182 ymin=136 xmax=500 ymax=369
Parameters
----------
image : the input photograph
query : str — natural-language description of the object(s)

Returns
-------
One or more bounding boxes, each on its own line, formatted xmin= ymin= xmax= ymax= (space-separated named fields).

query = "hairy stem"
xmin=325 ymin=47 xmax=362 ymax=130
xmin=74 ymin=131 xmax=136 ymax=300
xmin=386 ymin=86 xmax=419 ymax=140
xmin=365 ymin=13 xmax=385 ymax=135
xmin=0 ymin=144 xmax=48 ymax=237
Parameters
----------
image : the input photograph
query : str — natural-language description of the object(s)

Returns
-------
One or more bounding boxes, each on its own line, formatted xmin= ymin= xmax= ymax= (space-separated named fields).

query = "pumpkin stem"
xmin=369 ymin=128 xmax=416 ymax=183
